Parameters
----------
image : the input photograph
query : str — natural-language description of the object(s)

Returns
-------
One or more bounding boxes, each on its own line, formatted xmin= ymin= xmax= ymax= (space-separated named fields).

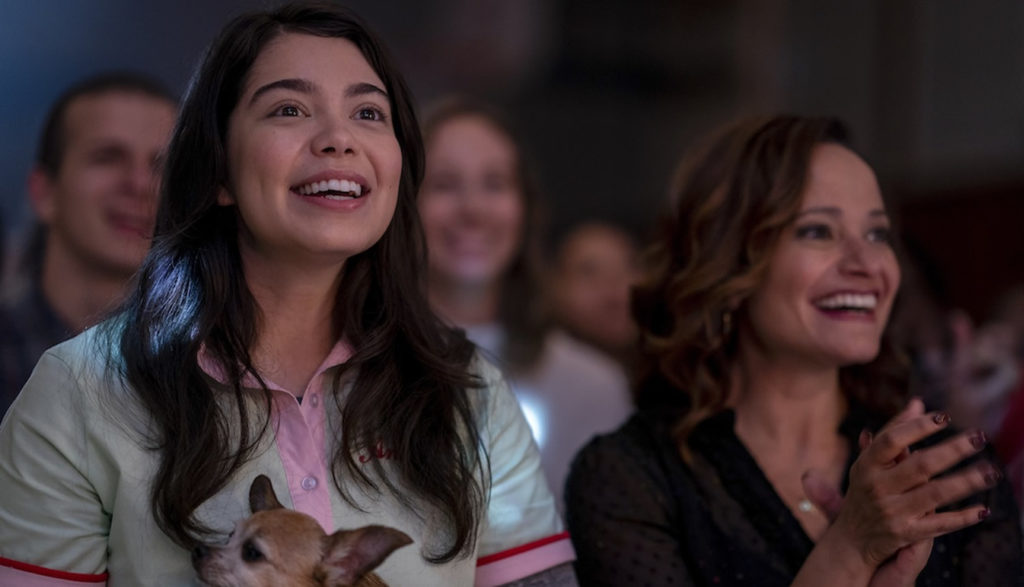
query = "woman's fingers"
xmin=880 ymin=399 xmax=922 ymax=464
xmin=890 ymin=398 xmax=926 ymax=426
xmin=867 ymin=539 xmax=934 ymax=587
xmin=902 ymin=461 xmax=1001 ymax=515
xmin=837 ymin=398 xmax=1001 ymax=571
xmin=871 ymin=398 xmax=925 ymax=441
xmin=876 ymin=429 xmax=988 ymax=493
xmin=856 ymin=398 xmax=923 ymax=471
xmin=902 ymin=504 xmax=991 ymax=542
xmin=864 ymin=410 xmax=952 ymax=467
xmin=860 ymin=429 xmax=874 ymax=452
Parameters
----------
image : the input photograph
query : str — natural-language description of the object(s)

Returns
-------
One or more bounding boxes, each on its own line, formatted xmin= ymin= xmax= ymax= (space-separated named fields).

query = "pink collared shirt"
xmin=197 ymin=340 xmax=354 ymax=534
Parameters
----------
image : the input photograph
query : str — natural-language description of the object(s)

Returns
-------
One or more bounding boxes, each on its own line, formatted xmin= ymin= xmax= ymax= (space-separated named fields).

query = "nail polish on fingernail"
xmin=933 ymin=412 xmax=950 ymax=425
xmin=971 ymin=431 xmax=987 ymax=449
xmin=979 ymin=508 xmax=991 ymax=520
xmin=985 ymin=466 xmax=1003 ymax=486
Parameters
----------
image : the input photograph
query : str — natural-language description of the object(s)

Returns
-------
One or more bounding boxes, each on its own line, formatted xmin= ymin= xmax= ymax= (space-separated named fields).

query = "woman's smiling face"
xmin=222 ymin=32 xmax=402 ymax=268
xmin=740 ymin=143 xmax=901 ymax=368
xmin=418 ymin=114 xmax=525 ymax=290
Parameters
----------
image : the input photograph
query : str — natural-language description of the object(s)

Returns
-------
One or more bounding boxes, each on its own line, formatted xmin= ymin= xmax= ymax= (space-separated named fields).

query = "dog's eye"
xmin=242 ymin=540 xmax=265 ymax=563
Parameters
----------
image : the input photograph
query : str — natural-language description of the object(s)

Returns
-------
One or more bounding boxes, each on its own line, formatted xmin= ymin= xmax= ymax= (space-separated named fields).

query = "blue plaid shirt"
xmin=0 ymin=281 xmax=72 ymax=417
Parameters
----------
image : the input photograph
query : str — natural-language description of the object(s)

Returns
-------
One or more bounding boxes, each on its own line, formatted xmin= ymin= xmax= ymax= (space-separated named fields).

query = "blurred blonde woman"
xmin=419 ymin=98 xmax=631 ymax=507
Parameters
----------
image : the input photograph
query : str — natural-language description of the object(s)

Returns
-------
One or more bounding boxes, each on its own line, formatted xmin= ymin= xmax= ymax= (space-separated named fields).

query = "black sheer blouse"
xmin=566 ymin=405 xmax=1023 ymax=586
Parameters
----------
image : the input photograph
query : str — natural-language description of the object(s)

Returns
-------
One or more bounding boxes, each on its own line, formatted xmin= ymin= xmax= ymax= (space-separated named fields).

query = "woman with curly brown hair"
xmin=565 ymin=115 xmax=1022 ymax=586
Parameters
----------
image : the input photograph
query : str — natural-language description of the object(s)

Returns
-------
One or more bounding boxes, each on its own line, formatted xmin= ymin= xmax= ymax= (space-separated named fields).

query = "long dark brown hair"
xmin=421 ymin=98 xmax=551 ymax=374
xmin=102 ymin=2 xmax=483 ymax=563
xmin=632 ymin=115 xmax=908 ymax=448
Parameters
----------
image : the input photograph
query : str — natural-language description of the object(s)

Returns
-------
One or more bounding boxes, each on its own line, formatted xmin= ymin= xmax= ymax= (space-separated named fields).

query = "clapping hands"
xmin=802 ymin=398 xmax=1000 ymax=587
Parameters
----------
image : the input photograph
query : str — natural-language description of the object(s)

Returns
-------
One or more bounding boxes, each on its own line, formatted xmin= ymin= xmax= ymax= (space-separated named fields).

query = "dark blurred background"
xmin=2 ymin=0 xmax=1023 ymax=321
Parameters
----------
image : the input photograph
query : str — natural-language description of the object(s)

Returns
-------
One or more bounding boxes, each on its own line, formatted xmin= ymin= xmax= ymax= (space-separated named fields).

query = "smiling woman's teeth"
xmin=815 ymin=293 xmax=878 ymax=311
xmin=296 ymin=179 xmax=363 ymax=197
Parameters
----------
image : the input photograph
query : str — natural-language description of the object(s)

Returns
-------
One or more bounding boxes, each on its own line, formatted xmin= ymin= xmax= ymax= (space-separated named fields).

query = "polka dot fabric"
xmin=565 ymin=407 xmax=1023 ymax=586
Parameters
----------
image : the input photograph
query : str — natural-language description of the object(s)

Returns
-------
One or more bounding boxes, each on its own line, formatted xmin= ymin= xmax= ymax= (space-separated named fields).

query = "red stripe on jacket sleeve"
xmin=476 ymin=531 xmax=570 ymax=566
xmin=475 ymin=532 xmax=575 ymax=587
xmin=0 ymin=556 xmax=108 ymax=584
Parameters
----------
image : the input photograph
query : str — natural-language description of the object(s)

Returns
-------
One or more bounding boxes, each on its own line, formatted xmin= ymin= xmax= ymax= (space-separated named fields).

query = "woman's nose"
xmin=311 ymin=118 xmax=356 ymax=156
xmin=838 ymin=237 xmax=878 ymax=275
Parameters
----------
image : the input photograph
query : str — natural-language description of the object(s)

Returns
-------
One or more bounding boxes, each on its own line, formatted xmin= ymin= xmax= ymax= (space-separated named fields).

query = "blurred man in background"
xmin=0 ymin=73 xmax=177 ymax=415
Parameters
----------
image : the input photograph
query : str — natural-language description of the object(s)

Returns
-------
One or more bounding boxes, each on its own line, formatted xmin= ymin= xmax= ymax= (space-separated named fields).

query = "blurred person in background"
xmin=991 ymin=285 xmax=1024 ymax=358
xmin=0 ymin=212 xmax=5 ymax=285
xmin=0 ymin=72 xmax=177 ymax=415
xmin=891 ymin=253 xmax=1024 ymax=529
xmin=944 ymin=314 xmax=1019 ymax=442
xmin=566 ymin=115 xmax=1021 ymax=586
xmin=885 ymin=243 xmax=958 ymax=410
xmin=419 ymin=98 xmax=631 ymax=508
xmin=550 ymin=220 xmax=640 ymax=367
xmin=928 ymin=285 xmax=1024 ymax=531
xmin=887 ymin=249 xmax=1019 ymax=447
xmin=984 ymin=285 xmax=1024 ymax=522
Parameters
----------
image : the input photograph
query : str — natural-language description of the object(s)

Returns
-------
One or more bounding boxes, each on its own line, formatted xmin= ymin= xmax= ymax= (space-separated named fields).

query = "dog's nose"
xmin=192 ymin=544 xmax=210 ymax=564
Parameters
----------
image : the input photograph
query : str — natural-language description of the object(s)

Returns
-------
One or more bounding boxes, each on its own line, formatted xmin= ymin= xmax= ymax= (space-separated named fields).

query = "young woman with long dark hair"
xmin=0 ymin=4 xmax=574 ymax=585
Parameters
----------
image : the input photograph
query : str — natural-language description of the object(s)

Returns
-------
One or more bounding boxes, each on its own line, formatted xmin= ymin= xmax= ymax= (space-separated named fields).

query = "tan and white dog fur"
xmin=192 ymin=475 xmax=412 ymax=586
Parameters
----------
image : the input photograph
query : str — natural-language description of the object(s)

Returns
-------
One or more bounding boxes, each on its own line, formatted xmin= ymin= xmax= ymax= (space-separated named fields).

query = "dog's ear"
xmin=319 ymin=525 xmax=412 ymax=586
xmin=249 ymin=475 xmax=284 ymax=513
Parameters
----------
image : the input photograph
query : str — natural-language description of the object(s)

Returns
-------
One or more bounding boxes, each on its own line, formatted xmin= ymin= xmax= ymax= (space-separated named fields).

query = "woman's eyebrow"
xmin=346 ymin=81 xmax=388 ymax=100
xmin=796 ymin=207 xmax=890 ymax=219
xmin=248 ymin=78 xmax=315 ymax=106
xmin=796 ymin=206 xmax=841 ymax=218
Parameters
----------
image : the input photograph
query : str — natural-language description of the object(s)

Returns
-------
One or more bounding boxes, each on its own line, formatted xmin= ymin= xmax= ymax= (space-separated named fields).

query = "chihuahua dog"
xmin=193 ymin=475 xmax=412 ymax=587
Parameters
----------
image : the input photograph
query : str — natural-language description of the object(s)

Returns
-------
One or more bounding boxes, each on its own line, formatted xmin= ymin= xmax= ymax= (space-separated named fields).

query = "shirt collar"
xmin=197 ymin=338 xmax=354 ymax=395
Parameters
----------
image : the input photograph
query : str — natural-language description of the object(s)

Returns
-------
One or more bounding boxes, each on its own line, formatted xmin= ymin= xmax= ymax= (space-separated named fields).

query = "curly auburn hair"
xmin=632 ymin=115 xmax=908 ymax=450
